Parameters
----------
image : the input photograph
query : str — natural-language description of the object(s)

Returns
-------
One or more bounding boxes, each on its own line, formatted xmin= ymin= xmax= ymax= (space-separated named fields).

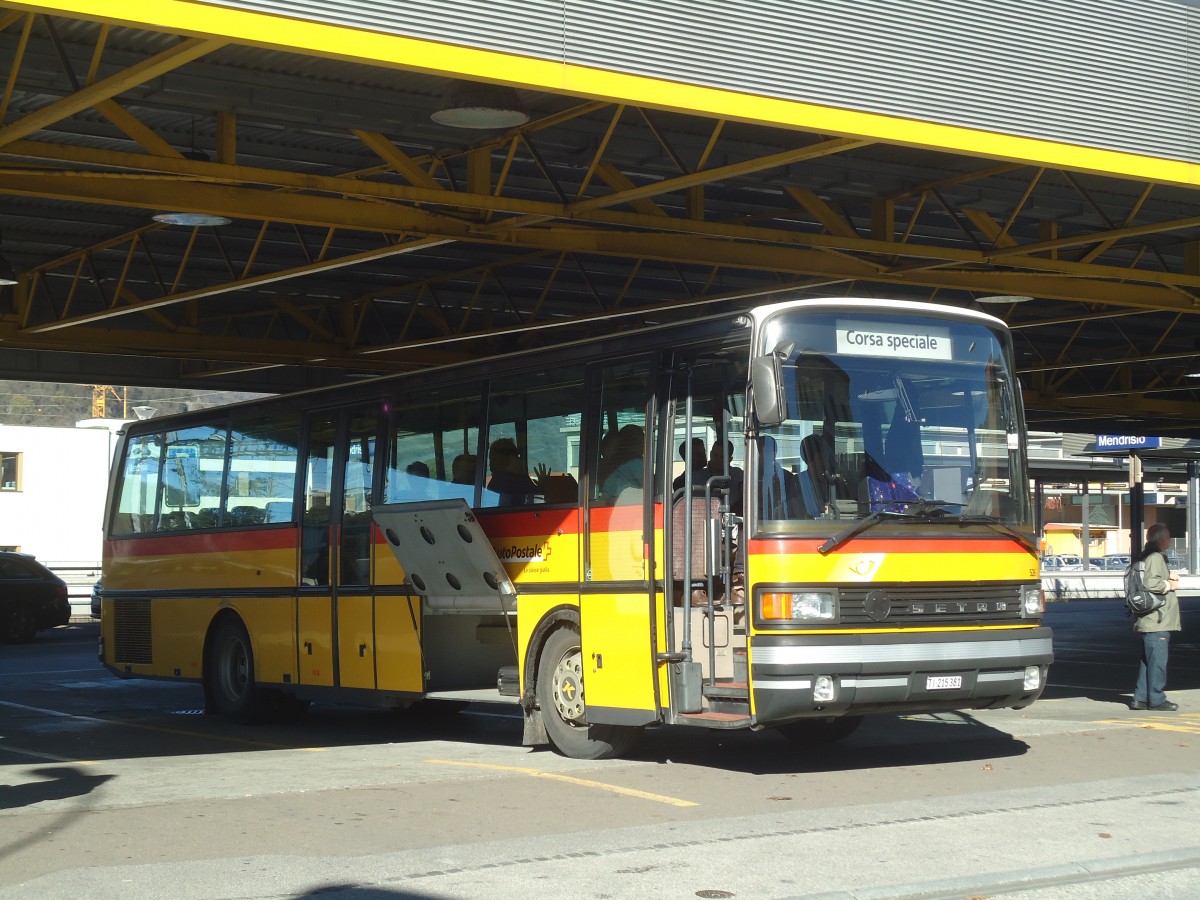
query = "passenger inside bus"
xmin=451 ymin=453 xmax=476 ymax=485
xmin=706 ymin=439 xmax=743 ymax=517
xmin=598 ymin=424 xmax=644 ymax=503
xmin=485 ymin=438 xmax=541 ymax=505
xmin=672 ymin=438 xmax=707 ymax=490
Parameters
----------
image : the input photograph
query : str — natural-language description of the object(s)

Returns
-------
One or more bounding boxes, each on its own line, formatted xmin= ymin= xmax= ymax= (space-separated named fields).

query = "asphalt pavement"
xmin=1 ymin=599 xmax=1198 ymax=899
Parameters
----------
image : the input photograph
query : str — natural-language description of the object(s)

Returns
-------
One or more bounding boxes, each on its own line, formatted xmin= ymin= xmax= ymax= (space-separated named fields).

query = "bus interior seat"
xmin=229 ymin=505 xmax=266 ymax=525
xmin=161 ymin=510 xmax=193 ymax=530
xmin=671 ymin=490 xmax=723 ymax=606
xmin=539 ymin=473 xmax=578 ymax=504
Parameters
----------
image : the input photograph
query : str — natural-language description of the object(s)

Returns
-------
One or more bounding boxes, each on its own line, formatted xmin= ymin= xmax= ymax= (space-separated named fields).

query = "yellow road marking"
xmin=425 ymin=759 xmax=698 ymax=807
xmin=1099 ymin=724 xmax=1200 ymax=734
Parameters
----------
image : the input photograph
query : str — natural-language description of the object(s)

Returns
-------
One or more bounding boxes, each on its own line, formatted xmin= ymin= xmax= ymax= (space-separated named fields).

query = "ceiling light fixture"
xmin=151 ymin=118 xmax=232 ymax=227
xmin=0 ymin=231 xmax=18 ymax=286
xmin=152 ymin=212 xmax=232 ymax=227
xmin=975 ymin=294 xmax=1034 ymax=304
xmin=431 ymin=80 xmax=530 ymax=129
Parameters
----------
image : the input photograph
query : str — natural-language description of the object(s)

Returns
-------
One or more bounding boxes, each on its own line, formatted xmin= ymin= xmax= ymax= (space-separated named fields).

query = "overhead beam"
xmin=22 ymin=235 xmax=452 ymax=333
xmin=9 ymin=140 xmax=1200 ymax=289
xmin=0 ymin=36 xmax=225 ymax=146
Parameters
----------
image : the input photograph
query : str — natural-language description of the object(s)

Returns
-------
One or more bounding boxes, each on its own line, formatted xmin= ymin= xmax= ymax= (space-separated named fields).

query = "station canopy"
xmin=3 ymin=2 xmax=1200 ymax=436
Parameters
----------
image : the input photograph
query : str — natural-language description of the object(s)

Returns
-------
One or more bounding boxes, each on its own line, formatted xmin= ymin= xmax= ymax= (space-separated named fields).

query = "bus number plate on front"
xmin=926 ymin=675 xmax=963 ymax=690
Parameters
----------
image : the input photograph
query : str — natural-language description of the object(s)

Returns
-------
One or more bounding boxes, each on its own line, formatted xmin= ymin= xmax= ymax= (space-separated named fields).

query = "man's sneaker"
xmin=1129 ymin=700 xmax=1148 ymax=710
xmin=1150 ymin=701 xmax=1179 ymax=711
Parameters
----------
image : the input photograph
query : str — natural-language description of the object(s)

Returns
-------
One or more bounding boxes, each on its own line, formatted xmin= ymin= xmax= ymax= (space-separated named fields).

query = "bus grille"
xmin=113 ymin=599 xmax=153 ymax=664
xmin=836 ymin=582 xmax=1026 ymax=626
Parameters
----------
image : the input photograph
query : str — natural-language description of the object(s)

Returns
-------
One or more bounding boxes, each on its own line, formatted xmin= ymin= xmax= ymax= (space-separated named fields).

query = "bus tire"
xmin=205 ymin=616 xmax=268 ymax=724
xmin=777 ymin=715 xmax=863 ymax=746
xmin=535 ymin=626 xmax=642 ymax=760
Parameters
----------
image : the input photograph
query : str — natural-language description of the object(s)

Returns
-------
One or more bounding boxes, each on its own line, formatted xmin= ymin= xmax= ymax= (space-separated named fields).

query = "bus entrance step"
xmin=702 ymin=682 xmax=748 ymax=699
xmin=677 ymin=710 xmax=752 ymax=729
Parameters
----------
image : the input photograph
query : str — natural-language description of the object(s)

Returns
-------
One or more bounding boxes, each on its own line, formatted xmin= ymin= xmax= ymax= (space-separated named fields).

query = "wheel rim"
xmin=6 ymin=607 xmax=34 ymax=641
xmin=217 ymin=635 xmax=249 ymax=702
xmin=550 ymin=645 xmax=585 ymax=725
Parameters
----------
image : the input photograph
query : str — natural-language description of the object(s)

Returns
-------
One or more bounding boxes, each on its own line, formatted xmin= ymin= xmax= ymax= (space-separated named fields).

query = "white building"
xmin=0 ymin=419 xmax=124 ymax=570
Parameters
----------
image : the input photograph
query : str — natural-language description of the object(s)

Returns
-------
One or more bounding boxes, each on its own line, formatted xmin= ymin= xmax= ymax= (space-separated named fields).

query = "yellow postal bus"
xmin=100 ymin=296 xmax=1051 ymax=758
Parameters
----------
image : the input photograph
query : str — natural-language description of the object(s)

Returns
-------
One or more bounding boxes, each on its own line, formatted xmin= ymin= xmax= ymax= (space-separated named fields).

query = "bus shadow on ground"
xmin=613 ymin=711 xmax=1028 ymax=775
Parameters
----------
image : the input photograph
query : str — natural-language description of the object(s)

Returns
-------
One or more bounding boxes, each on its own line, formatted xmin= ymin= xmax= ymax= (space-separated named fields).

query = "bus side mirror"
xmin=751 ymin=354 xmax=785 ymax=427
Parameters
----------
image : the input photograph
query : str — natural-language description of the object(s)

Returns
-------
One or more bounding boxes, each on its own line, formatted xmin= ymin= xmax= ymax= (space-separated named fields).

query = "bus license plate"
xmin=926 ymin=675 xmax=963 ymax=690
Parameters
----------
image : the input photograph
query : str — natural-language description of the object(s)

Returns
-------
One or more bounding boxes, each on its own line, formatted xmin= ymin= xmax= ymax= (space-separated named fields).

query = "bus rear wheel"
xmin=777 ymin=715 xmax=863 ymax=746
xmin=535 ymin=626 xmax=642 ymax=760
xmin=205 ymin=617 xmax=268 ymax=724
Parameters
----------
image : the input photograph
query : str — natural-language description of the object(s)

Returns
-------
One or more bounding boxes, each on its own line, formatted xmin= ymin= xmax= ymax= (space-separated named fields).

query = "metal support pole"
xmin=1188 ymin=460 xmax=1200 ymax=575
xmin=1080 ymin=480 xmax=1090 ymax=567
xmin=1129 ymin=452 xmax=1144 ymax=558
xmin=1033 ymin=478 xmax=1044 ymax=555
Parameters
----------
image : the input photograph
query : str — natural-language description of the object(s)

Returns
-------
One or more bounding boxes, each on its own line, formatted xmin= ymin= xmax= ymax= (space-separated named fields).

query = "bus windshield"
xmin=755 ymin=308 xmax=1031 ymax=530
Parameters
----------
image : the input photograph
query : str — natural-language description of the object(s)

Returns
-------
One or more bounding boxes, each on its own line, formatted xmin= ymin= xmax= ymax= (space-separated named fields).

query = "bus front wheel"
xmin=205 ymin=617 xmax=268 ymax=724
xmin=535 ymin=627 xmax=642 ymax=760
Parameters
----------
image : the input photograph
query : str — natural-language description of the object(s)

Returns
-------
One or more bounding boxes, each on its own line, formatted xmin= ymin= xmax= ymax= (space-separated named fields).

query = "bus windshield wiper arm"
xmin=818 ymin=510 xmax=894 ymax=555
xmin=817 ymin=499 xmax=954 ymax=556
xmin=953 ymin=514 xmax=1037 ymax=552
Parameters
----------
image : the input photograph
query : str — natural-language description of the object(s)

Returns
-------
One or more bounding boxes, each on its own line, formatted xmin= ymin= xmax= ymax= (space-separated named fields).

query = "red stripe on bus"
xmin=474 ymin=503 xmax=665 ymax=536
xmin=475 ymin=508 xmax=581 ymax=537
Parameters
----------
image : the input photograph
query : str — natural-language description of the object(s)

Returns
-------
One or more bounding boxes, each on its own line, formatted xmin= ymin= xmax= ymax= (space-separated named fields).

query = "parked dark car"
xmin=0 ymin=551 xmax=71 ymax=643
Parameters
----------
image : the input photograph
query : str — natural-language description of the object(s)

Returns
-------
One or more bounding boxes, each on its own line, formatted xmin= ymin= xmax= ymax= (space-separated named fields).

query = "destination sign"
xmin=1095 ymin=435 xmax=1160 ymax=450
xmin=836 ymin=320 xmax=952 ymax=360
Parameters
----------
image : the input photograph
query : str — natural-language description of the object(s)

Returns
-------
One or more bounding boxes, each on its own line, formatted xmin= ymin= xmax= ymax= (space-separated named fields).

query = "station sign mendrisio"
xmin=1095 ymin=435 xmax=1161 ymax=450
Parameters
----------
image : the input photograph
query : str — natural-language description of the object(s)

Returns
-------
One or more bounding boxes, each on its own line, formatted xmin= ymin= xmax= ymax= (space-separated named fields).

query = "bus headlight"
xmin=1019 ymin=583 xmax=1044 ymax=617
xmin=813 ymin=674 xmax=838 ymax=703
xmin=758 ymin=590 xmax=837 ymax=624
xmin=1023 ymin=666 xmax=1042 ymax=691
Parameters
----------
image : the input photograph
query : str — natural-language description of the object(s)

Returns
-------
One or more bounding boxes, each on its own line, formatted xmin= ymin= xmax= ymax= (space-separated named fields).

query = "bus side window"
xmin=340 ymin=409 xmax=378 ymax=586
xmin=485 ymin=367 xmax=585 ymax=508
xmin=385 ymin=383 xmax=483 ymax=507
xmin=587 ymin=359 xmax=654 ymax=507
xmin=223 ymin=413 xmax=300 ymax=530
xmin=113 ymin=433 xmax=162 ymax=534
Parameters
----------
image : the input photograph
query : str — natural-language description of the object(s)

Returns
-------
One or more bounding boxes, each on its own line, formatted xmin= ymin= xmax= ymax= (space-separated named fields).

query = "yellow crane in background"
xmin=91 ymin=385 xmax=127 ymax=419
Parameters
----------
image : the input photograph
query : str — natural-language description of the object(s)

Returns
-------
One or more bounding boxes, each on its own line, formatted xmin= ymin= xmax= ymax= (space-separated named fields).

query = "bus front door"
xmin=578 ymin=359 xmax=660 ymax=727
xmin=299 ymin=407 xmax=379 ymax=691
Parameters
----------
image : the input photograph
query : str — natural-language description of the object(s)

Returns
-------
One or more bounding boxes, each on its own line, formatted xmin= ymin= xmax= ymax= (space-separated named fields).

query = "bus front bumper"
xmin=750 ymin=627 xmax=1054 ymax=723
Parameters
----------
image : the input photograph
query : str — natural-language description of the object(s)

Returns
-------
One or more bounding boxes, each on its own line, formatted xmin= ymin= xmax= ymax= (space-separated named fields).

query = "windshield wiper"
xmin=953 ymin=513 xmax=1037 ymax=552
xmin=817 ymin=500 xmax=954 ymax=555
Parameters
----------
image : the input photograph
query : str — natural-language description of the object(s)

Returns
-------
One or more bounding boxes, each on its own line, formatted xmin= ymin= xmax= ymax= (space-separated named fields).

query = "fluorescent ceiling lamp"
xmin=975 ymin=294 xmax=1034 ymax=304
xmin=431 ymin=81 xmax=530 ymax=129
xmin=152 ymin=212 xmax=232 ymax=227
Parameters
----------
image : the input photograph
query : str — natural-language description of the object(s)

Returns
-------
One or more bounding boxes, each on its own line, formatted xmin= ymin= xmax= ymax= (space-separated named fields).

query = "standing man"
xmin=1130 ymin=522 xmax=1182 ymax=711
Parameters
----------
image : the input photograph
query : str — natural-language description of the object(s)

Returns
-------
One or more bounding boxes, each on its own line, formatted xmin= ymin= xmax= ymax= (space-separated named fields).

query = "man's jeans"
xmin=1135 ymin=631 xmax=1171 ymax=706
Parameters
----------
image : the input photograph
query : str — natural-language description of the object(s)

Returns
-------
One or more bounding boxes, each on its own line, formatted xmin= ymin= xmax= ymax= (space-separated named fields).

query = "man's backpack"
xmin=1124 ymin=560 xmax=1165 ymax=617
